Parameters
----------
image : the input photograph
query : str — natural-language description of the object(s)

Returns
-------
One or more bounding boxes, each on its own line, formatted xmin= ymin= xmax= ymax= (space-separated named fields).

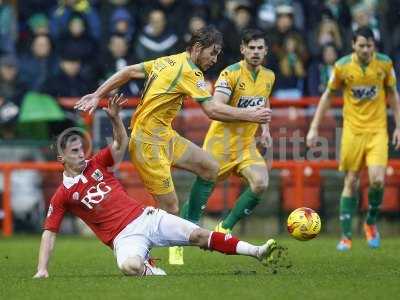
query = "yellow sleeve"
xmin=180 ymin=70 xmax=212 ymax=102
xmin=327 ymin=65 xmax=343 ymax=92
xmin=140 ymin=60 xmax=155 ymax=78
xmin=214 ymin=69 xmax=235 ymax=97
xmin=385 ymin=62 xmax=397 ymax=88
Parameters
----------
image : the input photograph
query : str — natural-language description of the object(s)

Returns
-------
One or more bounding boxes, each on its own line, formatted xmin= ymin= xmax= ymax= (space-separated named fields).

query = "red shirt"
xmin=44 ymin=147 xmax=145 ymax=247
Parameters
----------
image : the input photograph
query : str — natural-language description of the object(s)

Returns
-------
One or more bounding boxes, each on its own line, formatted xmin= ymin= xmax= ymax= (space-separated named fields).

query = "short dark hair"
xmin=52 ymin=129 xmax=84 ymax=156
xmin=241 ymin=29 xmax=267 ymax=46
xmin=352 ymin=26 xmax=374 ymax=43
xmin=187 ymin=25 xmax=223 ymax=50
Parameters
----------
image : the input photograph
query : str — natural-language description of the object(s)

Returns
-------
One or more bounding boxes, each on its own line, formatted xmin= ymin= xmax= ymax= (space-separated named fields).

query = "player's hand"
xmin=249 ymin=107 xmax=272 ymax=123
xmin=103 ymin=93 xmax=127 ymax=118
xmin=392 ymin=127 xmax=400 ymax=150
xmin=74 ymin=93 xmax=101 ymax=114
xmin=306 ymin=127 xmax=319 ymax=148
xmin=259 ymin=129 xmax=272 ymax=148
xmin=33 ymin=269 xmax=49 ymax=279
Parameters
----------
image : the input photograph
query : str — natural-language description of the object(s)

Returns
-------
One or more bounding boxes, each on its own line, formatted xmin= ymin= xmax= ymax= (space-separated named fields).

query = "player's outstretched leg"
xmin=189 ymin=228 xmax=281 ymax=267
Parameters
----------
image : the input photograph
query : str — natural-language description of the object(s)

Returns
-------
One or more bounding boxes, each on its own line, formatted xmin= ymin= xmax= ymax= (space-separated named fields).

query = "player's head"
xmin=187 ymin=25 xmax=223 ymax=71
xmin=55 ymin=129 xmax=86 ymax=172
xmin=352 ymin=26 xmax=375 ymax=63
xmin=240 ymin=29 xmax=268 ymax=67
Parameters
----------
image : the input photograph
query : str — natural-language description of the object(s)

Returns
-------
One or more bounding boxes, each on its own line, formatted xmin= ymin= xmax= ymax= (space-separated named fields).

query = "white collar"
xmin=62 ymin=161 xmax=89 ymax=189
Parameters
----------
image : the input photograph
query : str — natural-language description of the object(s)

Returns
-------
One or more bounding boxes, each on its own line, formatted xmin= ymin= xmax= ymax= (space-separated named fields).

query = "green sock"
xmin=222 ymin=188 xmax=261 ymax=230
xmin=366 ymin=186 xmax=384 ymax=225
xmin=339 ymin=196 xmax=357 ymax=239
xmin=186 ymin=177 xmax=215 ymax=224
xmin=180 ymin=201 xmax=189 ymax=219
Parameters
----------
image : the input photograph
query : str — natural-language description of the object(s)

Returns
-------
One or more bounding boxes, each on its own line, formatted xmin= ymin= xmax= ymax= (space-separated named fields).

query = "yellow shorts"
xmin=129 ymin=132 xmax=189 ymax=195
xmin=205 ymin=143 xmax=266 ymax=181
xmin=339 ymin=128 xmax=388 ymax=172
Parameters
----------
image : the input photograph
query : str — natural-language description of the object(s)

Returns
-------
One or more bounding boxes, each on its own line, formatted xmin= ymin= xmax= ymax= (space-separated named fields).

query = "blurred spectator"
xmin=57 ymin=14 xmax=98 ymax=83
xmin=267 ymin=5 xmax=307 ymax=62
xmin=100 ymin=0 xmax=137 ymax=40
xmin=153 ymin=0 xmax=189 ymax=35
xmin=0 ymin=100 xmax=19 ymax=139
xmin=308 ymin=18 xmax=343 ymax=58
xmin=0 ymin=55 xmax=28 ymax=105
xmin=307 ymin=43 xmax=339 ymax=96
xmin=0 ymin=0 xmax=17 ymax=55
xmin=273 ymin=34 xmax=306 ymax=100
xmin=100 ymin=34 xmax=141 ymax=96
xmin=182 ymin=14 xmax=207 ymax=45
xmin=313 ymin=0 xmax=351 ymax=29
xmin=257 ymin=0 xmax=305 ymax=31
xmin=109 ymin=7 xmax=135 ymax=42
xmin=134 ymin=9 xmax=178 ymax=61
xmin=348 ymin=3 xmax=384 ymax=50
xmin=50 ymin=0 xmax=101 ymax=41
xmin=220 ymin=1 xmax=255 ymax=66
xmin=28 ymin=13 xmax=50 ymax=36
xmin=19 ymin=35 xmax=58 ymax=91
xmin=57 ymin=14 xmax=97 ymax=64
xmin=40 ymin=53 xmax=92 ymax=97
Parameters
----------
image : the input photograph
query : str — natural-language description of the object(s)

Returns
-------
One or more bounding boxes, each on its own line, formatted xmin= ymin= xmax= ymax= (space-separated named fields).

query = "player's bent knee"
xmin=200 ymin=162 xmax=219 ymax=182
xmin=189 ymin=228 xmax=210 ymax=248
xmin=120 ymin=257 xmax=143 ymax=276
xmin=370 ymin=179 xmax=384 ymax=189
xmin=250 ymin=179 xmax=269 ymax=195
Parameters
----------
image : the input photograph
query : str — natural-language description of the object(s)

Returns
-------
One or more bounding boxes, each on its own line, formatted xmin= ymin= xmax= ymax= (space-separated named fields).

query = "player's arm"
xmin=74 ymin=63 xmax=148 ymax=114
xmin=307 ymin=63 xmax=342 ymax=147
xmin=33 ymin=230 xmax=57 ymax=279
xmin=306 ymin=88 xmax=335 ymax=147
xmin=200 ymin=91 xmax=271 ymax=123
xmin=387 ymin=86 xmax=400 ymax=149
xmin=260 ymin=97 xmax=272 ymax=148
xmin=103 ymin=94 xmax=129 ymax=163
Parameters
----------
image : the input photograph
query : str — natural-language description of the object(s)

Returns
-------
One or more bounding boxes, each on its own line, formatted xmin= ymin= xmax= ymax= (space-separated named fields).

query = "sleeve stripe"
xmin=194 ymin=96 xmax=212 ymax=102
xmin=215 ymin=89 xmax=231 ymax=97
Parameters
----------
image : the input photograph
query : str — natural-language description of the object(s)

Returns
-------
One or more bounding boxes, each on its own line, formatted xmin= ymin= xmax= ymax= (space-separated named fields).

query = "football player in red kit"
xmin=33 ymin=94 xmax=280 ymax=278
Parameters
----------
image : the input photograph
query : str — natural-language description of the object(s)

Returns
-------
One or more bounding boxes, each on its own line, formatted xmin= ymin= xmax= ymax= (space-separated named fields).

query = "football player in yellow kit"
xmin=307 ymin=27 xmax=400 ymax=251
xmin=181 ymin=29 xmax=274 ymax=235
xmin=75 ymin=26 xmax=271 ymax=264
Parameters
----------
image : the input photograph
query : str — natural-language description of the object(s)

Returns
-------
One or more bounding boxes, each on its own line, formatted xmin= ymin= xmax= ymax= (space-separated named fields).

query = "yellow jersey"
xmin=327 ymin=52 xmax=396 ymax=133
xmin=203 ymin=61 xmax=275 ymax=153
xmin=131 ymin=52 xmax=212 ymax=144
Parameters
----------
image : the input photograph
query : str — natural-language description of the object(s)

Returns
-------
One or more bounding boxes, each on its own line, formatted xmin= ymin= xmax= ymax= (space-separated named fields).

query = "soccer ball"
xmin=287 ymin=207 xmax=321 ymax=241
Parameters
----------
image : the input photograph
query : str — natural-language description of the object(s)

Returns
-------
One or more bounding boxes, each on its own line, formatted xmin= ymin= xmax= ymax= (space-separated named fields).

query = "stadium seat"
xmin=270 ymin=108 xmax=308 ymax=160
xmin=41 ymin=171 xmax=63 ymax=208
xmin=281 ymin=166 xmax=322 ymax=211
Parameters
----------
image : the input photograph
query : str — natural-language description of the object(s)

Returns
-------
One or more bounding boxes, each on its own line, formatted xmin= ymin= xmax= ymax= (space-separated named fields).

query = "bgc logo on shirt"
xmin=351 ymin=85 xmax=378 ymax=100
xmin=80 ymin=182 xmax=111 ymax=209
xmin=237 ymin=96 xmax=266 ymax=108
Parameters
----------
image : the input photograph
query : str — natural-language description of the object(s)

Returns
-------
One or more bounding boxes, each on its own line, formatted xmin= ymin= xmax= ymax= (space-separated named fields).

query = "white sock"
xmin=236 ymin=241 xmax=259 ymax=257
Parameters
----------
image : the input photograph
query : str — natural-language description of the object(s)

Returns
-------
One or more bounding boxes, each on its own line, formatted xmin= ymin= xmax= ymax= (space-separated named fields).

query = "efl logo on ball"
xmin=287 ymin=207 xmax=321 ymax=241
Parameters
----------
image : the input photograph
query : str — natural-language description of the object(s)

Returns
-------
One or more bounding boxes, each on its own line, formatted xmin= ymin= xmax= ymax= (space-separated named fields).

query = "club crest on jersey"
xmin=91 ymin=169 xmax=103 ymax=181
xmin=196 ymin=80 xmax=207 ymax=90
xmin=72 ymin=192 xmax=80 ymax=200
xmin=351 ymin=85 xmax=377 ymax=100
xmin=237 ymin=96 xmax=266 ymax=108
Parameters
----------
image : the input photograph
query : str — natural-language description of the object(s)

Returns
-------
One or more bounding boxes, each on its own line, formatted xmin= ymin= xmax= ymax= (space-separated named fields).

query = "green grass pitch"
xmin=1 ymin=235 xmax=400 ymax=300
